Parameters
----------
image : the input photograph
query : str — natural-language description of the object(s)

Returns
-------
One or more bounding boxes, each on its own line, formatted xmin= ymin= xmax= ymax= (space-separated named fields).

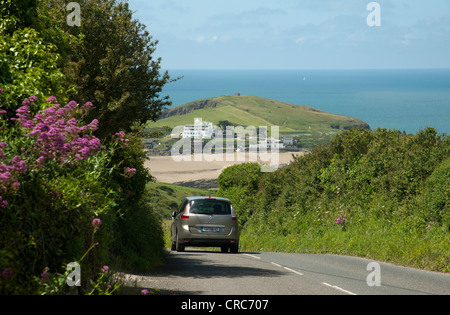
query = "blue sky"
xmin=128 ymin=0 xmax=450 ymax=70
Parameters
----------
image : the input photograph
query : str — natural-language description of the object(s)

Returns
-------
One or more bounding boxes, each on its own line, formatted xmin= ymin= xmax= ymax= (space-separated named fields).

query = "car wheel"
xmin=220 ymin=246 xmax=229 ymax=253
xmin=176 ymin=233 xmax=185 ymax=252
xmin=230 ymin=244 xmax=239 ymax=253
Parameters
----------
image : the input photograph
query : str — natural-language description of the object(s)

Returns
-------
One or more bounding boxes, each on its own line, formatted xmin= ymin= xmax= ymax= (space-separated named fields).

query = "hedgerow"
xmin=0 ymin=92 xmax=165 ymax=294
xmin=218 ymin=128 xmax=450 ymax=272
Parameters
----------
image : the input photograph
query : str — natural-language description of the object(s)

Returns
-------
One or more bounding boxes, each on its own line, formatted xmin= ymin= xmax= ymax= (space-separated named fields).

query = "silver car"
xmin=171 ymin=196 xmax=240 ymax=253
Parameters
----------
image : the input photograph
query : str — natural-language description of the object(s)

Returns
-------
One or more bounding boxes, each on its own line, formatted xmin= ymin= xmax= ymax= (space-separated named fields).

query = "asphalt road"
xmin=128 ymin=249 xmax=450 ymax=295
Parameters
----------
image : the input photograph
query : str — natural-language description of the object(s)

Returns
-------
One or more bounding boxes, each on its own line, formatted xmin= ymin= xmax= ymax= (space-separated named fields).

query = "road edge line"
xmin=322 ymin=282 xmax=357 ymax=295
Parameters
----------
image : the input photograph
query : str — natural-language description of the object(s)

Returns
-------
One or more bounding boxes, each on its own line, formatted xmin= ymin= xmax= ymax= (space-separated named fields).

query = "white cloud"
xmin=295 ymin=37 xmax=306 ymax=44
xmin=129 ymin=0 xmax=450 ymax=69
xmin=194 ymin=35 xmax=219 ymax=44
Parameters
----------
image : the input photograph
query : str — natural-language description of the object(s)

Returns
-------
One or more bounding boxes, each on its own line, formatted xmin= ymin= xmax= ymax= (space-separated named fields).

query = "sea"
xmin=161 ymin=69 xmax=450 ymax=135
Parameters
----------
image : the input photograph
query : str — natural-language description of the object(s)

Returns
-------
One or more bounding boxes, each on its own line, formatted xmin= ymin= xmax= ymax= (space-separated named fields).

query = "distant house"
xmin=143 ymin=140 xmax=160 ymax=150
xmin=182 ymin=118 xmax=214 ymax=139
xmin=283 ymin=135 xmax=294 ymax=146
xmin=234 ymin=93 xmax=241 ymax=97
xmin=249 ymin=138 xmax=283 ymax=151
xmin=214 ymin=128 xmax=235 ymax=139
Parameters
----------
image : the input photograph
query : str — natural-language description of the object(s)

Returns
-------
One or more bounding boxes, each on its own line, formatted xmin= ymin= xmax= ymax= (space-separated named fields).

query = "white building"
xmin=282 ymin=135 xmax=294 ymax=146
xmin=249 ymin=137 xmax=283 ymax=151
xmin=182 ymin=118 xmax=214 ymax=139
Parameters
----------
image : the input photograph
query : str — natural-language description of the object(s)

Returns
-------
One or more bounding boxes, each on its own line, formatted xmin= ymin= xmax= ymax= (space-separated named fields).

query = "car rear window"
xmin=189 ymin=199 xmax=231 ymax=215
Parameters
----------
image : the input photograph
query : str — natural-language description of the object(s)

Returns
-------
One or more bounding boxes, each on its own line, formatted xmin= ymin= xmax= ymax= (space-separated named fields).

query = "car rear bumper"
xmin=182 ymin=238 xmax=239 ymax=247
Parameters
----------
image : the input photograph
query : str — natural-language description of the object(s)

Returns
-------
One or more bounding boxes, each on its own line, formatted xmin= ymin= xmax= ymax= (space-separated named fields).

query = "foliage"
xmin=35 ymin=220 xmax=123 ymax=295
xmin=0 ymin=0 xmax=38 ymax=35
xmin=0 ymin=94 xmax=166 ymax=294
xmin=107 ymin=131 xmax=166 ymax=271
xmin=0 ymin=0 xmax=80 ymax=113
xmin=0 ymin=93 xmax=117 ymax=294
xmin=217 ymin=163 xmax=262 ymax=225
xmin=61 ymin=0 xmax=173 ymax=139
xmin=0 ymin=0 xmax=170 ymax=294
xmin=145 ymin=182 xmax=213 ymax=219
xmin=112 ymin=199 xmax=166 ymax=271
xmin=419 ymin=157 xmax=450 ymax=229
xmin=218 ymin=127 xmax=450 ymax=272
xmin=0 ymin=26 xmax=67 ymax=112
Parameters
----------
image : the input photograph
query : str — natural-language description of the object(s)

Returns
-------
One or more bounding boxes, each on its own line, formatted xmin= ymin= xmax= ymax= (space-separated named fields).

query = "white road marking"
xmin=322 ymin=282 xmax=357 ymax=295
xmin=242 ymin=253 xmax=261 ymax=260
xmin=271 ymin=262 xmax=283 ymax=268
xmin=283 ymin=267 xmax=304 ymax=276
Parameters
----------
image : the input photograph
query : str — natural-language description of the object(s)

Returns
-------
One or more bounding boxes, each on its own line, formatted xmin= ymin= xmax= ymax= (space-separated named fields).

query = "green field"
xmin=145 ymin=182 xmax=218 ymax=249
xmin=147 ymin=95 xmax=370 ymax=147
xmin=145 ymin=182 xmax=215 ymax=219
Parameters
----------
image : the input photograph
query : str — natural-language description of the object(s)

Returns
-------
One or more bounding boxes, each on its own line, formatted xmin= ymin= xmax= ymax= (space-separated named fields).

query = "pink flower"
xmin=81 ymin=101 xmax=93 ymax=110
xmin=87 ymin=119 xmax=99 ymax=131
xmin=2 ymin=267 xmax=12 ymax=280
xmin=426 ymin=221 xmax=436 ymax=229
xmin=115 ymin=131 xmax=126 ymax=137
xmin=36 ymin=156 xmax=46 ymax=164
xmin=141 ymin=289 xmax=149 ymax=295
xmin=101 ymin=265 xmax=109 ymax=273
xmin=92 ymin=218 xmax=102 ymax=229
xmin=89 ymin=138 xmax=101 ymax=151
xmin=46 ymin=96 xmax=57 ymax=103
xmin=335 ymin=214 xmax=348 ymax=229
xmin=0 ymin=171 xmax=12 ymax=185
xmin=40 ymin=267 xmax=50 ymax=284
xmin=124 ymin=167 xmax=137 ymax=178
xmin=11 ymin=156 xmax=27 ymax=174
xmin=6 ymin=97 xmax=103 ymax=174
xmin=78 ymin=146 xmax=91 ymax=159
xmin=0 ymin=196 xmax=8 ymax=209
xmin=66 ymin=101 xmax=77 ymax=112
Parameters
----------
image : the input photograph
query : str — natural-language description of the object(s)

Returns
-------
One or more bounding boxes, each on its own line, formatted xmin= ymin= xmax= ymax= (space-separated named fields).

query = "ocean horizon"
xmin=161 ymin=69 xmax=450 ymax=135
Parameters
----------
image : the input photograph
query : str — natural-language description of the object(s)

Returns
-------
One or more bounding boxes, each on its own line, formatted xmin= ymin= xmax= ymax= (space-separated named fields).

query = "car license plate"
xmin=201 ymin=227 xmax=220 ymax=233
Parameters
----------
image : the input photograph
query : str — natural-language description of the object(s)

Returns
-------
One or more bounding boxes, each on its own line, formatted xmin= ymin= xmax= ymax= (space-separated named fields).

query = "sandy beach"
xmin=144 ymin=152 xmax=304 ymax=185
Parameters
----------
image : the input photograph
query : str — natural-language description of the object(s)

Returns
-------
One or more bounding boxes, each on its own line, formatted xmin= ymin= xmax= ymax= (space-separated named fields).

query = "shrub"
xmin=217 ymin=163 xmax=262 ymax=225
xmin=107 ymin=131 xmax=166 ymax=271
xmin=419 ymin=157 xmax=450 ymax=229
xmin=0 ymin=93 xmax=117 ymax=294
xmin=218 ymin=127 xmax=450 ymax=272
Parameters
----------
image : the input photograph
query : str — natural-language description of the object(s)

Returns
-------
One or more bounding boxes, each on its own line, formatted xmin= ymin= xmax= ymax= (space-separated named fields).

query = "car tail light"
xmin=181 ymin=203 xmax=190 ymax=219
xmin=231 ymin=204 xmax=238 ymax=221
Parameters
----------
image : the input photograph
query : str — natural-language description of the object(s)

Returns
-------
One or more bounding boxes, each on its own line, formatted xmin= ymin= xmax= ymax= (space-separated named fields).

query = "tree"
xmin=0 ymin=0 xmax=73 ymax=113
xmin=65 ymin=0 xmax=173 ymax=139
xmin=0 ymin=0 xmax=38 ymax=35
xmin=218 ymin=120 xmax=234 ymax=130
